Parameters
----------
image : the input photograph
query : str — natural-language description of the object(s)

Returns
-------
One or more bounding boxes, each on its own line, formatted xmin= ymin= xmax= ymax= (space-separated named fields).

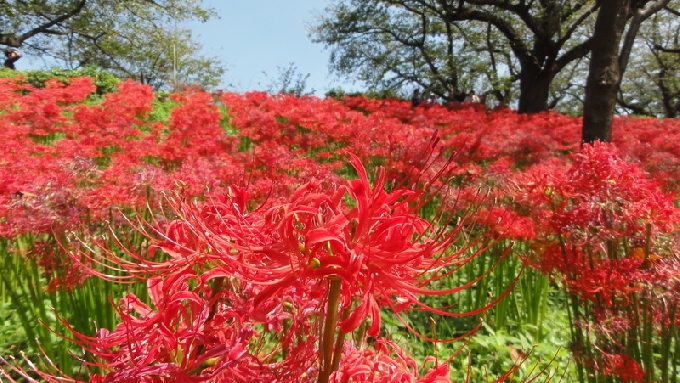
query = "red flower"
xmin=153 ymin=153 xmax=503 ymax=343
xmin=54 ymin=271 xmax=261 ymax=381
xmin=601 ymin=353 xmax=646 ymax=383
xmin=329 ymin=339 xmax=451 ymax=383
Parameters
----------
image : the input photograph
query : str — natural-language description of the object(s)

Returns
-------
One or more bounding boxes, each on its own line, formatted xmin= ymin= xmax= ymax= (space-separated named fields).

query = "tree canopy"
xmin=0 ymin=0 xmax=225 ymax=90
xmin=312 ymin=0 xmax=600 ymax=113
xmin=313 ymin=0 xmax=679 ymax=142
xmin=313 ymin=0 xmax=678 ymax=117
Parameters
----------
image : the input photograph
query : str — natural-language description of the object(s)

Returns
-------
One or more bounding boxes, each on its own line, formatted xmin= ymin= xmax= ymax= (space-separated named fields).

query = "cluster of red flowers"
xmin=506 ymin=141 xmax=680 ymax=381
xmin=2 ymin=76 xmax=680 ymax=381
xmin=509 ymin=142 xmax=677 ymax=296
xmin=329 ymin=339 xmax=450 ymax=382
xmin=0 ymin=153 xmax=496 ymax=381
xmin=3 ymin=78 xmax=680 ymax=237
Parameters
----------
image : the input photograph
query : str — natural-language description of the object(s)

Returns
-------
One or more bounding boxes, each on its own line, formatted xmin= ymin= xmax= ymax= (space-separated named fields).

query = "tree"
xmin=0 ymin=0 xmax=225 ymax=90
xmin=1 ymin=1 xmax=87 ymax=48
xmin=60 ymin=13 xmax=225 ymax=91
xmin=312 ymin=0 xmax=598 ymax=113
xmin=312 ymin=2 xmax=504 ymax=103
xmin=581 ymin=0 xmax=671 ymax=143
xmin=548 ymin=55 xmax=590 ymax=115
xmin=616 ymin=5 xmax=680 ymax=118
xmin=263 ymin=62 xmax=316 ymax=97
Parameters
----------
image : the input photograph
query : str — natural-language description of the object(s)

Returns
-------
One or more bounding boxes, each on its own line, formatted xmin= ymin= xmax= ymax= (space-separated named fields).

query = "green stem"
xmin=355 ymin=321 xmax=368 ymax=348
xmin=672 ymin=318 xmax=679 ymax=383
xmin=660 ymin=299 xmax=674 ymax=383
xmin=642 ymin=293 xmax=654 ymax=383
xmin=318 ymin=278 xmax=342 ymax=383
xmin=330 ymin=308 xmax=351 ymax=372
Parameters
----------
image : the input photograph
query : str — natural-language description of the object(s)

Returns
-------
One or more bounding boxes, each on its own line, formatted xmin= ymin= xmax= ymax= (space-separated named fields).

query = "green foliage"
xmin=148 ymin=92 xmax=177 ymax=122
xmin=0 ymin=302 xmax=28 ymax=359
xmin=324 ymin=87 xmax=400 ymax=101
xmin=1 ymin=0 xmax=225 ymax=91
xmin=325 ymin=87 xmax=347 ymax=100
xmin=458 ymin=320 xmax=575 ymax=382
xmin=354 ymin=89 xmax=401 ymax=100
xmin=0 ymin=234 xmax=151 ymax=379
xmin=378 ymin=241 xmax=576 ymax=381
xmin=0 ymin=66 xmax=121 ymax=95
xmin=311 ymin=1 xmax=496 ymax=101
xmin=312 ymin=0 xmax=676 ymax=117
xmin=382 ymin=298 xmax=576 ymax=381
xmin=310 ymin=0 xmax=599 ymax=111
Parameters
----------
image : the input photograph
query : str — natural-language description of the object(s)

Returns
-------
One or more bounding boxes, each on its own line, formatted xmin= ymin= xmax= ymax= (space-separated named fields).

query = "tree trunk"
xmin=582 ymin=1 xmax=631 ymax=144
xmin=517 ymin=67 xmax=552 ymax=114
xmin=660 ymin=78 xmax=677 ymax=118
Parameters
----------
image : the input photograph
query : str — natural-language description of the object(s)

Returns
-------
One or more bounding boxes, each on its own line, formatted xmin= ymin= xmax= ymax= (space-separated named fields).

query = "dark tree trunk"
xmin=517 ymin=67 xmax=553 ymax=113
xmin=582 ymin=0 xmax=632 ymax=144
xmin=659 ymin=71 xmax=680 ymax=118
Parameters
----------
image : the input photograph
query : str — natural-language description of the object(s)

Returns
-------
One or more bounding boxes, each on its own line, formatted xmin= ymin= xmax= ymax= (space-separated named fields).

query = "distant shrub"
xmin=325 ymin=87 xmax=400 ymax=101
xmin=0 ymin=66 xmax=121 ymax=95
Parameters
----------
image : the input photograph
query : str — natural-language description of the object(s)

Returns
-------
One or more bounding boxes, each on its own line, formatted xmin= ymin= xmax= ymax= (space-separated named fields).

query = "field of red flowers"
xmin=1 ymin=77 xmax=679 ymax=382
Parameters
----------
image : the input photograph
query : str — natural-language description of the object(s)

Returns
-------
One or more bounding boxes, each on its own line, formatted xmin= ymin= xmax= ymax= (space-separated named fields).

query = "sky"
xmin=187 ymin=1 xmax=361 ymax=96
xmin=17 ymin=1 xmax=361 ymax=96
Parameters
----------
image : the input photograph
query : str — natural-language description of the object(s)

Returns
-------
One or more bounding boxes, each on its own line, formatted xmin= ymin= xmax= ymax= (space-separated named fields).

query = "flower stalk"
xmin=330 ymin=308 xmax=351 ymax=372
xmin=318 ymin=277 xmax=342 ymax=383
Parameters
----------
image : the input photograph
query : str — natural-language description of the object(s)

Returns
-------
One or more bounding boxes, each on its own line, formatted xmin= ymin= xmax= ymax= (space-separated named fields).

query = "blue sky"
xmin=18 ymin=1 xmax=360 ymax=96
xmin=189 ymin=1 xmax=360 ymax=95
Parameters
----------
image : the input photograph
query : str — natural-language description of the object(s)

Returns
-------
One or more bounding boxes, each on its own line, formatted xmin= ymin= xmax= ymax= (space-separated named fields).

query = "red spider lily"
xmin=507 ymin=141 xmax=680 ymax=381
xmin=565 ymin=257 xmax=645 ymax=305
xmin=599 ymin=353 xmax=646 ymax=383
xmin=5 ymin=77 xmax=680 ymax=382
xmin=48 ymin=150 xmax=511 ymax=381
xmin=3 ymin=80 xmax=680 ymax=238
xmin=473 ymin=207 xmax=538 ymax=240
xmin=46 ymin=270 xmax=273 ymax=382
xmin=182 ymin=153 xmax=504 ymax=337
xmin=511 ymin=141 xmax=677 ymax=259
xmin=328 ymin=339 xmax=451 ymax=383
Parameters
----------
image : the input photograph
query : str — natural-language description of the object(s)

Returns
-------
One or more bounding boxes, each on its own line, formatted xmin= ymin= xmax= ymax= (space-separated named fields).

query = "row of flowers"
xmin=4 ymin=77 xmax=680 ymax=237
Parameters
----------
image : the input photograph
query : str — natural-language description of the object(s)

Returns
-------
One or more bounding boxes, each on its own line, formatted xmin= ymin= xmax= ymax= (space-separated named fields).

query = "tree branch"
xmin=618 ymin=0 xmax=671 ymax=77
xmin=17 ymin=0 xmax=89 ymax=44
xmin=653 ymin=44 xmax=680 ymax=53
xmin=454 ymin=8 xmax=532 ymax=65
xmin=616 ymin=90 xmax=651 ymax=115
xmin=664 ymin=5 xmax=680 ymax=16
xmin=558 ymin=2 xmax=600 ymax=46
xmin=554 ymin=39 xmax=592 ymax=73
